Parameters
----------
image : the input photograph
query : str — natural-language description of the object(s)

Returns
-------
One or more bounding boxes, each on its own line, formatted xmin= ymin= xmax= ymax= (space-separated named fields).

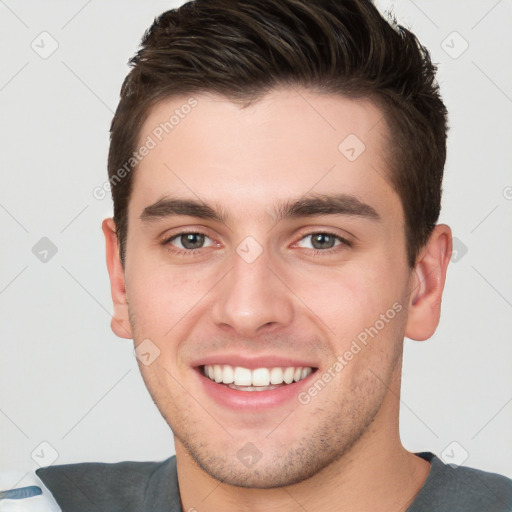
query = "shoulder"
xmin=1 ymin=456 xmax=181 ymax=512
xmin=409 ymin=453 xmax=512 ymax=512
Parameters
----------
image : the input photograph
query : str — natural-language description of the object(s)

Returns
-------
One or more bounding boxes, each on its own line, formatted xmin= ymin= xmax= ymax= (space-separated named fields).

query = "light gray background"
xmin=1 ymin=0 xmax=511 ymax=480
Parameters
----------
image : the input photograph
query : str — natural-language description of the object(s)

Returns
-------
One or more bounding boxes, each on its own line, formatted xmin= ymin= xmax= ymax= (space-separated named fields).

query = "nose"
xmin=211 ymin=246 xmax=294 ymax=338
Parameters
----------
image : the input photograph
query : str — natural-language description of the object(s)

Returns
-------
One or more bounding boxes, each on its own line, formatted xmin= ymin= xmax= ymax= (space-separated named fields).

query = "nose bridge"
xmin=211 ymin=240 xmax=294 ymax=335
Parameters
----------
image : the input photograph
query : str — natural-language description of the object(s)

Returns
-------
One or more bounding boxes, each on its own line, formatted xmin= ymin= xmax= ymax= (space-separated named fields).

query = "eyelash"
xmin=295 ymin=231 xmax=353 ymax=255
xmin=162 ymin=231 xmax=214 ymax=258
xmin=162 ymin=230 xmax=352 ymax=257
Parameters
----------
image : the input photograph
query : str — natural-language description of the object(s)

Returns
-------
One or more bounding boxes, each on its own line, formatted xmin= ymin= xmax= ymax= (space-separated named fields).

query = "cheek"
xmin=289 ymin=257 xmax=404 ymax=339
xmin=125 ymin=259 xmax=201 ymax=337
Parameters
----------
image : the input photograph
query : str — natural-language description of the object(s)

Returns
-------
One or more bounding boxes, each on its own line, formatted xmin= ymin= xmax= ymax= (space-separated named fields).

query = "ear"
xmin=405 ymin=224 xmax=452 ymax=341
xmin=102 ymin=218 xmax=132 ymax=339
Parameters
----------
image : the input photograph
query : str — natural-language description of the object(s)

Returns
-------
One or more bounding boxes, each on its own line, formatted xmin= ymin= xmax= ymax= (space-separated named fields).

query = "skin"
xmin=103 ymin=88 xmax=452 ymax=512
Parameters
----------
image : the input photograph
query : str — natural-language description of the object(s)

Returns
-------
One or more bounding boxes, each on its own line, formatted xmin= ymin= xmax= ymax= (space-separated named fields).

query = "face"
xmin=115 ymin=88 xmax=417 ymax=487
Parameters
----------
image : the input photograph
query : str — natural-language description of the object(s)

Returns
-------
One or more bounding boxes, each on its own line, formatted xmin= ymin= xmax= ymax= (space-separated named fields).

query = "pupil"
xmin=312 ymin=233 xmax=334 ymax=249
xmin=181 ymin=233 xmax=204 ymax=249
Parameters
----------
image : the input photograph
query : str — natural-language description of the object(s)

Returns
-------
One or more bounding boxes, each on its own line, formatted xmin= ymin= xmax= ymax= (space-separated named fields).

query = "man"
xmin=3 ymin=0 xmax=511 ymax=510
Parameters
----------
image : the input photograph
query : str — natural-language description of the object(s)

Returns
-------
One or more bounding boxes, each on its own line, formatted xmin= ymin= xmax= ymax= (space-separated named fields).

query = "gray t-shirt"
xmin=3 ymin=452 xmax=510 ymax=511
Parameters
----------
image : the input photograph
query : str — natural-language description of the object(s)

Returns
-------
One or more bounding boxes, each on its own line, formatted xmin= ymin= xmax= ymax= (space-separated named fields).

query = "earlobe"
xmin=405 ymin=224 xmax=452 ymax=341
xmin=102 ymin=218 xmax=133 ymax=339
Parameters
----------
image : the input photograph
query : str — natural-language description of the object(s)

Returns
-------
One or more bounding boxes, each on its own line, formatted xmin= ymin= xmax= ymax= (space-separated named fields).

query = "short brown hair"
xmin=108 ymin=0 xmax=448 ymax=267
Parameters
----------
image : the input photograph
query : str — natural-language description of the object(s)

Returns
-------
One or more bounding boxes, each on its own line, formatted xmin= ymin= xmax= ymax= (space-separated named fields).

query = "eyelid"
xmin=161 ymin=229 xmax=219 ymax=258
xmin=160 ymin=226 xmax=217 ymax=244
xmin=168 ymin=232 xmax=215 ymax=249
xmin=160 ymin=227 xmax=354 ymax=255
xmin=294 ymin=232 xmax=347 ymax=252
xmin=293 ymin=226 xmax=354 ymax=245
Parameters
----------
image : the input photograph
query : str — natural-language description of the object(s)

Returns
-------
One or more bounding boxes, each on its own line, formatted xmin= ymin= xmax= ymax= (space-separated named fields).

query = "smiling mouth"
xmin=200 ymin=364 xmax=317 ymax=392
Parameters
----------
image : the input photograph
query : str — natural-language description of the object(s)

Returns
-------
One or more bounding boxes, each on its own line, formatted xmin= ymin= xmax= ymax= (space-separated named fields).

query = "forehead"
xmin=130 ymin=88 xmax=400 ymax=224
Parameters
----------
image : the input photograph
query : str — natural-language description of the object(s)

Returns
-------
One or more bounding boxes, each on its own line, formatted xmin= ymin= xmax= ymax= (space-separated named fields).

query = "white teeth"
xmin=252 ymin=368 xmax=270 ymax=386
xmin=228 ymin=384 xmax=277 ymax=392
xmin=269 ymin=367 xmax=284 ymax=385
xmin=283 ymin=367 xmax=295 ymax=384
xmin=202 ymin=364 xmax=314 ymax=388
xmin=222 ymin=365 xmax=234 ymax=384
xmin=301 ymin=367 xmax=312 ymax=379
xmin=213 ymin=364 xmax=223 ymax=383
xmin=234 ymin=366 xmax=252 ymax=386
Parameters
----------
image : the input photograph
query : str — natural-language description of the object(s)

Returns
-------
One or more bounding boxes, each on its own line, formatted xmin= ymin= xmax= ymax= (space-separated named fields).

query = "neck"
xmin=175 ymin=389 xmax=430 ymax=512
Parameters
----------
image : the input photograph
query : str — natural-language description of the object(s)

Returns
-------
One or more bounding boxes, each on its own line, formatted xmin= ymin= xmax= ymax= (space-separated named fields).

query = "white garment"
xmin=0 ymin=471 xmax=61 ymax=512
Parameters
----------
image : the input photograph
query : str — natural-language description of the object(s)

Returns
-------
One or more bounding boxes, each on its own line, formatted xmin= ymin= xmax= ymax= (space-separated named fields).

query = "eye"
xmin=295 ymin=232 xmax=350 ymax=251
xmin=166 ymin=232 xmax=215 ymax=251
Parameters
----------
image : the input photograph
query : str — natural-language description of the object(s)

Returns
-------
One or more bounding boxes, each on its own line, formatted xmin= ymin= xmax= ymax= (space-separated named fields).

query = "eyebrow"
xmin=140 ymin=193 xmax=380 ymax=224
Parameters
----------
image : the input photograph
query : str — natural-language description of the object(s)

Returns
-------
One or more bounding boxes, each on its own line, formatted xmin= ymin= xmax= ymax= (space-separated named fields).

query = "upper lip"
xmin=191 ymin=354 xmax=319 ymax=370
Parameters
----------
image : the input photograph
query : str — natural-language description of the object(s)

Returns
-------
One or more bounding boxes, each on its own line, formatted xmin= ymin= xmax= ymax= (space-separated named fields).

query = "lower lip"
xmin=196 ymin=368 xmax=317 ymax=410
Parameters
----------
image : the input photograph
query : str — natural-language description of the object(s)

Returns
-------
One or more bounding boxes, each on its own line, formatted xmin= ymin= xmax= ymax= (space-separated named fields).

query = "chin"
xmin=178 ymin=432 xmax=347 ymax=489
